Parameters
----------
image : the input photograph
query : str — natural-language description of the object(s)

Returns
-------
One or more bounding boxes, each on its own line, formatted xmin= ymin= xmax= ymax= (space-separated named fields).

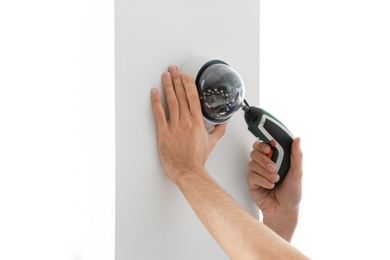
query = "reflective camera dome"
xmin=196 ymin=61 xmax=245 ymax=123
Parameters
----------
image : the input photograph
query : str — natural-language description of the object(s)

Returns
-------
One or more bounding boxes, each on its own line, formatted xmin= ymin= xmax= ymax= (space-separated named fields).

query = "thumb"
xmin=209 ymin=122 xmax=228 ymax=145
xmin=289 ymin=137 xmax=303 ymax=179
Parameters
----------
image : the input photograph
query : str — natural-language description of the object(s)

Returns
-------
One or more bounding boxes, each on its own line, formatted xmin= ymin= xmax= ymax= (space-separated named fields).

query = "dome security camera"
xmin=181 ymin=56 xmax=295 ymax=187
xmin=181 ymin=57 xmax=245 ymax=133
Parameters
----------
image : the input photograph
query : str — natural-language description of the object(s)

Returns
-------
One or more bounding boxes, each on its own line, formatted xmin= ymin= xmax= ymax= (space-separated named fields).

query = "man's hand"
xmin=150 ymin=65 xmax=309 ymax=259
xmin=248 ymin=138 xmax=303 ymax=241
xmin=151 ymin=65 xmax=227 ymax=185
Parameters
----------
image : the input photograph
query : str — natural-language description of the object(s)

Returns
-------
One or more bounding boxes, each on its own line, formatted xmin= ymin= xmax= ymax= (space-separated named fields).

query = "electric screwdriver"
xmin=241 ymin=100 xmax=294 ymax=186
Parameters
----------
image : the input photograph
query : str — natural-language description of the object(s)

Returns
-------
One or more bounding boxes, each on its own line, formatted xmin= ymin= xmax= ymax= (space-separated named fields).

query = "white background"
xmin=1 ymin=1 xmax=390 ymax=260
xmin=114 ymin=1 xmax=259 ymax=259
xmin=260 ymin=1 xmax=390 ymax=259
xmin=0 ymin=1 xmax=114 ymax=260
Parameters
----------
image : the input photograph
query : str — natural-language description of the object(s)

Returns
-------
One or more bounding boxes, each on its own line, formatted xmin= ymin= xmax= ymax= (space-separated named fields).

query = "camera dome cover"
xmin=196 ymin=62 xmax=245 ymax=123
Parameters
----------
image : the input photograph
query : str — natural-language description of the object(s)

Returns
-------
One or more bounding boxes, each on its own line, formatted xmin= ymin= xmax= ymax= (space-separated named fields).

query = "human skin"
xmin=151 ymin=65 xmax=309 ymax=259
xmin=249 ymin=138 xmax=303 ymax=242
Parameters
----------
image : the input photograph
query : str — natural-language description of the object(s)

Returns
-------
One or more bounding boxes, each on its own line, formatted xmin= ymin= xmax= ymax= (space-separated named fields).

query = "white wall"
xmin=3 ymin=1 xmax=389 ymax=259
xmin=0 ymin=1 xmax=115 ymax=260
xmin=115 ymin=1 xmax=259 ymax=259
xmin=260 ymin=1 xmax=390 ymax=259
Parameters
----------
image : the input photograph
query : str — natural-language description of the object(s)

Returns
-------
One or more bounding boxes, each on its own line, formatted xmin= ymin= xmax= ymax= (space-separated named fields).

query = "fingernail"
xmin=163 ymin=72 xmax=170 ymax=80
xmin=168 ymin=65 xmax=177 ymax=72
xmin=271 ymin=173 xmax=280 ymax=182
xmin=267 ymin=163 xmax=276 ymax=172
xmin=262 ymin=146 xmax=269 ymax=153
xmin=181 ymin=72 xmax=188 ymax=78
xmin=268 ymin=182 xmax=275 ymax=189
xmin=151 ymin=88 xmax=158 ymax=95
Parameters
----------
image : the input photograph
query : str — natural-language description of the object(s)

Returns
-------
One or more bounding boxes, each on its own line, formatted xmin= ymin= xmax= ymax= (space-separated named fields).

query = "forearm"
xmin=262 ymin=210 xmax=299 ymax=242
xmin=176 ymin=169 xmax=308 ymax=260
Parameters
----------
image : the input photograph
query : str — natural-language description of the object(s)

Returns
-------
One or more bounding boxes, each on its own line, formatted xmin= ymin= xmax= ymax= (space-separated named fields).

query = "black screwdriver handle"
xmin=245 ymin=107 xmax=294 ymax=186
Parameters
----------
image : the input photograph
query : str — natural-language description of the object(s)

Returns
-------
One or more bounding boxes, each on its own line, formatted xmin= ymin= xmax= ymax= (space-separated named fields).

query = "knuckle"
xmin=166 ymin=94 xmax=178 ymax=105
xmin=249 ymin=150 xmax=256 ymax=159
xmin=292 ymin=149 xmax=303 ymax=160
xmin=250 ymin=149 xmax=260 ymax=160
xmin=180 ymin=119 xmax=193 ymax=130
xmin=248 ymin=171 xmax=255 ymax=183
xmin=248 ymin=160 xmax=259 ymax=172
xmin=186 ymin=90 xmax=199 ymax=100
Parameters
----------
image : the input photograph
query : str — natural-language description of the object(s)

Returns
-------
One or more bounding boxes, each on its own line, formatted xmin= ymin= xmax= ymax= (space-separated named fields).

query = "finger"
xmin=253 ymin=140 xmax=271 ymax=155
xmin=249 ymin=159 xmax=280 ymax=183
xmin=289 ymin=137 xmax=303 ymax=180
xmin=277 ymin=137 xmax=303 ymax=192
xmin=162 ymin=71 xmax=179 ymax=124
xmin=181 ymin=72 xmax=203 ymax=121
xmin=209 ymin=121 xmax=228 ymax=147
xmin=250 ymin=148 xmax=277 ymax=174
xmin=248 ymin=171 xmax=275 ymax=190
xmin=151 ymin=88 xmax=167 ymax=129
xmin=168 ymin=65 xmax=191 ymax=119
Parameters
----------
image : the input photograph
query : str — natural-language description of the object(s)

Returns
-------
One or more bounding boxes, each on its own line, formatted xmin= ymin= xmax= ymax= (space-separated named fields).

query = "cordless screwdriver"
xmin=241 ymin=99 xmax=294 ymax=186
xmin=183 ymin=57 xmax=295 ymax=187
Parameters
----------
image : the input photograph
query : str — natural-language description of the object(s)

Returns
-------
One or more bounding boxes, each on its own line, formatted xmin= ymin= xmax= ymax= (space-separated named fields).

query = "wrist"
xmin=262 ymin=207 xmax=299 ymax=222
xmin=173 ymin=167 xmax=208 ymax=187
xmin=262 ymin=208 xmax=299 ymax=242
